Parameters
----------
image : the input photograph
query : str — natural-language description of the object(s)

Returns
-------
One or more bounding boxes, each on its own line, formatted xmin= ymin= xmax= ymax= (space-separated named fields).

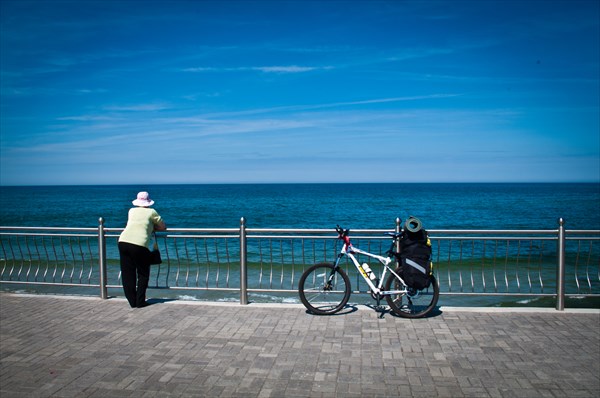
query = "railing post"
xmin=240 ymin=217 xmax=248 ymax=305
xmin=556 ymin=218 xmax=566 ymax=311
xmin=395 ymin=217 xmax=402 ymax=254
xmin=98 ymin=217 xmax=108 ymax=299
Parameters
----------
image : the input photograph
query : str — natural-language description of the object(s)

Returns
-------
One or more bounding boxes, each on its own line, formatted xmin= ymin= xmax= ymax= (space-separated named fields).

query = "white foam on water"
xmin=176 ymin=295 xmax=201 ymax=301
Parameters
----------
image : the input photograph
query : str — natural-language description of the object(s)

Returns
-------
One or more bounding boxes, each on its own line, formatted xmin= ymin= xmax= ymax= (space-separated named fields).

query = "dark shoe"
xmin=136 ymin=301 xmax=149 ymax=308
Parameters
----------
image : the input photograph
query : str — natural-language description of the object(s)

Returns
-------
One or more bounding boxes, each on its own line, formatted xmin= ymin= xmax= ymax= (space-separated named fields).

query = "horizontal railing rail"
xmin=1 ymin=218 xmax=598 ymax=310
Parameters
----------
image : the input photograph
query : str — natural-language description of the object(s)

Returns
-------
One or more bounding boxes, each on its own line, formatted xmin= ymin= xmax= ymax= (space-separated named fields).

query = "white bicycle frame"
xmin=334 ymin=240 xmax=408 ymax=296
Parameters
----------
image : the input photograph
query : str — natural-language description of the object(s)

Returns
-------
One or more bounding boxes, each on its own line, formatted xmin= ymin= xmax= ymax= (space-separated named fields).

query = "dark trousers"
xmin=118 ymin=241 xmax=151 ymax=308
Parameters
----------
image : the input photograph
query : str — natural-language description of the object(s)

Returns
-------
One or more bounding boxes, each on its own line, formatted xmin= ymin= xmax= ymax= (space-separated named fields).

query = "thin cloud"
xmin=200 ymin=94 xmax=461 ymax=118
xmin=56 ymin=115 xmax=116 ymax=121
xmin=103 ymin=103 xmax=172 ymax=112
xmin=182 ymin=65 xmax=331 ymax=73
xmin=252 ymin=66 xmax=322 ymax=73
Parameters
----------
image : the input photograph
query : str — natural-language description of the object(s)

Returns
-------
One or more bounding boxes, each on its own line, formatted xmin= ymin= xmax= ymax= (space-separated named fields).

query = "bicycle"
xmin=298 ymin=222 xmax=439 ymax=318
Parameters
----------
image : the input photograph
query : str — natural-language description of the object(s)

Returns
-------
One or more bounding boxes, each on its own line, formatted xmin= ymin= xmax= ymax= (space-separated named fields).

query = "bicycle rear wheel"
xmin=298 ymin=263 xmax=351 ymax=315
xmin=385 ymin=271 xmax=439 ymax=318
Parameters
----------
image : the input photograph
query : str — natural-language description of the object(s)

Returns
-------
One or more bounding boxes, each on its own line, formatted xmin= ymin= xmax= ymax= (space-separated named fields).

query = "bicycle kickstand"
xmin=374 ymin=294 xmax=386 ymax=318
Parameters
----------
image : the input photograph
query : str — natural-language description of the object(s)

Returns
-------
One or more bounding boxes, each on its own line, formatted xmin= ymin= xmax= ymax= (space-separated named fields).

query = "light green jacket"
xmin=118 ymin=207 xmax=163 ymax=249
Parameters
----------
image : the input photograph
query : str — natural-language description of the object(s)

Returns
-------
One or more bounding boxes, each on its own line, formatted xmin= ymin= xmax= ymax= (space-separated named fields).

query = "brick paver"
xmin=1 ymin=293 xmax=598 ymax=397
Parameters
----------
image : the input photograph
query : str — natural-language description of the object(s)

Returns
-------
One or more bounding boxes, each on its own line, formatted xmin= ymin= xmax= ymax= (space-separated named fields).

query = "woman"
xmin=118 ymin=191 xmax=166 ymax=308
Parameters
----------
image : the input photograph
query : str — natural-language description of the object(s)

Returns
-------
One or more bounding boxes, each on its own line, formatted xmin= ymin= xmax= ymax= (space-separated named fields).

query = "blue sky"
xmin=1 ymin=0 xmax=598 ymax=185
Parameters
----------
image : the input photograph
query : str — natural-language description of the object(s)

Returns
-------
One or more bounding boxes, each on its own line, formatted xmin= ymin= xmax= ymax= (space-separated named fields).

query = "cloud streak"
xmin=182 ymin=65 xmax=331 ymax=73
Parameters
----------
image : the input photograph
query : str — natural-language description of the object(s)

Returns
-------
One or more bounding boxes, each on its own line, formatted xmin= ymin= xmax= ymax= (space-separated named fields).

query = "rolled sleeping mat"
xmin=404 ymin=216 xmax=422 ymax=233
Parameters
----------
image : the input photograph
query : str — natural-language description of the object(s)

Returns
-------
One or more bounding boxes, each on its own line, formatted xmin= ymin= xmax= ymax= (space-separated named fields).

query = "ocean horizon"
xmin=2 ymin=181 xmax=598 ymax=187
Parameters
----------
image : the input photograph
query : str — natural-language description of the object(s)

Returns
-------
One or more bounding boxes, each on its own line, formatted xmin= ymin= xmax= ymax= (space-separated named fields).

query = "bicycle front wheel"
xmin=385 ymin=271 xmax=439 ymax=318
xmin=298 ymin=263 xmax=351 ymax=315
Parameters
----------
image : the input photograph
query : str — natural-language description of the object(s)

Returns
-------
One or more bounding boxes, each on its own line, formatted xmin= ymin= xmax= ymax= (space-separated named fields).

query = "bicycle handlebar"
xmin=335 ymin=225 xmax=352 ymax=245
xmin=335 ymin=225 xmax=348 ymax=236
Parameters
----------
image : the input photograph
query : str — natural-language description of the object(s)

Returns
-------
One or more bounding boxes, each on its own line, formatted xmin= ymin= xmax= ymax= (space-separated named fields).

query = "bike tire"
xmin=298 ymin=263 xmax=351 ymax=315
xmin=385 ymin=271 xmax=439 ymax=318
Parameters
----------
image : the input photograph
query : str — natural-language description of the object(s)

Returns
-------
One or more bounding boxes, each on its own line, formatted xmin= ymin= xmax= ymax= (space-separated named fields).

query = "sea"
xmin=1 ymin=183 xmax=599 ymax=307
xmin=1 ymin=183 xmax=599 ymax=230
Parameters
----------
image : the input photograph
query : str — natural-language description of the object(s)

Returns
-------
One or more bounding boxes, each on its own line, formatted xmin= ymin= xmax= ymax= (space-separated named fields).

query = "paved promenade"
xmin=1 ymin=293 xmax=598 ymax=398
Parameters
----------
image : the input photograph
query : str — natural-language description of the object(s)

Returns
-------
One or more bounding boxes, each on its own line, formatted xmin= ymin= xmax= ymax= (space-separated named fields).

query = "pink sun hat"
xmin=132 ymin=191 xmax=155 ymax=207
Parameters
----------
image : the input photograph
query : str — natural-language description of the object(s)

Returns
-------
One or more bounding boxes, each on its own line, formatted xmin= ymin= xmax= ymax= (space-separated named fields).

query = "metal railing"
xmin=1 ymin=218 xmax=598 ymax=310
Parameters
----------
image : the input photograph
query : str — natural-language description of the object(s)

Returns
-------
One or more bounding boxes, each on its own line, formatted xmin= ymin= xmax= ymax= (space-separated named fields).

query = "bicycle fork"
xmin=326 ymin=256 xmax=344 ymax=290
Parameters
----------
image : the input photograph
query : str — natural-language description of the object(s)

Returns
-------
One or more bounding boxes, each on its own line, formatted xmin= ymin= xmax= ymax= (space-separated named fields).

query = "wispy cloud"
xmin=182 ymin=65 xmax=331 ymax=73
xmin=56 ymin=115 xmax=116 ymax=121
xmin=0 ymin=86 xmax=109 ymax=98
xmin=103 ymin=103 xmax=172 ymax=112
xmin=199 ymin=94 xmax=461 ymax=118
xmin=253 ymin=66 xmax=326 ymax=73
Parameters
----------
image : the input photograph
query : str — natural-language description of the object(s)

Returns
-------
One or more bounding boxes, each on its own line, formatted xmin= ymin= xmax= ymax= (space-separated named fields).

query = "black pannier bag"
xmin=395 ymin=217 xmax=433 ymax=290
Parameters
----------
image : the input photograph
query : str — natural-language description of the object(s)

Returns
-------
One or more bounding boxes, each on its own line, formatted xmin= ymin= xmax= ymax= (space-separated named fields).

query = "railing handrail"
xmin=6 ymin=225 xmax=597 ymax=236
xmin=105 ymin=227 xmax=240 ymax=233
xmin=0 ymin=226 xmax=98 ymax=232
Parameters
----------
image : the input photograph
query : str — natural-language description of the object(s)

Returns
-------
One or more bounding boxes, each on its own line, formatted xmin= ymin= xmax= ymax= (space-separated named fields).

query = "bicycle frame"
xmin=333 ymin=236 xmax=408 ymax=296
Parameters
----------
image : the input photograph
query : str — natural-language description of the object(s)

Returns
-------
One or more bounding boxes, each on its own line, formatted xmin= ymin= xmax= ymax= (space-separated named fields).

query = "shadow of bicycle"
xmin=373 ymin=305 xmax=442 ymax=319
xmin=304 ymin=305 xmax=359 ymax=316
